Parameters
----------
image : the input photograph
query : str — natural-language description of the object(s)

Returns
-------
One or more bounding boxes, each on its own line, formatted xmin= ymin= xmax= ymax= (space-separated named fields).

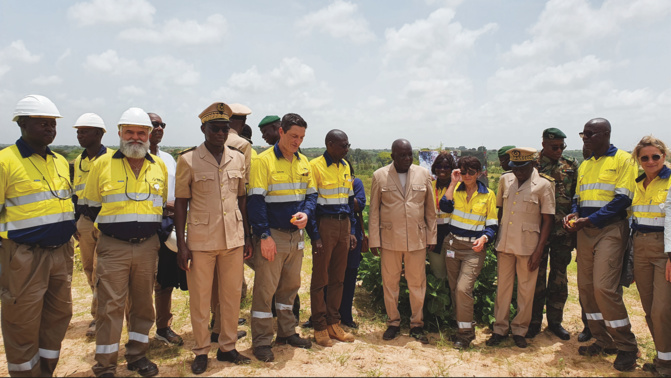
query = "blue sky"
xmin=1 ymin=0 xmax=670 ymax=151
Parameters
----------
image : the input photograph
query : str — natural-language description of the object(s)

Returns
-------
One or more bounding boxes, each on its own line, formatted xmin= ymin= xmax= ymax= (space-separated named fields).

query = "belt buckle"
xmin=128 ymin=237 xmax=145 ymax=244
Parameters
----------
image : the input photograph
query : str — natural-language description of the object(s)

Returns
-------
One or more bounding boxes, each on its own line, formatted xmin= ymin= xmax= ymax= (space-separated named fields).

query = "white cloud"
xmin=118 ymin=85 xmax=146 ymax=97
xmin=68 ymin=0 xmax=155 ymax=26
xmin=31 ymin=75 xmax=64 ymax=86
xmin=0 ymin=64 xmax=10 ymax=79
xmin=118 ymin=14 xmax=228 ymax=45
xmin=83 ymin=49 xmax=141 ymax=75
xmin=269 ymin=58 xmax=316 ymax=88
xmin=297 ymin=0 xmax=376 ymax=44
xmin=228 ymin=58 xmax=317 ymax=92
xmin=144 ymin=56 xmax=200 ymax=86
xmin=56 ymin=49 xmax=72 ymax=66
xmin=0 ymin=40 xmax=42 ymax=63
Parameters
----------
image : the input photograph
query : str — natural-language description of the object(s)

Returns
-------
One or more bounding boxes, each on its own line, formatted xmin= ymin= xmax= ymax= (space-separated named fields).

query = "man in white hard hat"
xmin=1 ymin=94 xmax=77 ymax=377
xmin=146 ymin=112 xmax=186 ymax=346
xmin=81 ymin=107 xmax=167 ymax=377
xmin=73 ymin=113 xmax=113 ymax=338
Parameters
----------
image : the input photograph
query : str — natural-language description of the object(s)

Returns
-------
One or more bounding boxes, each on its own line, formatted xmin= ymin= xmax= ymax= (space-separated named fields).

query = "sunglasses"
xmin=578 ymin=130 xmax=605 ymax=139
xmin=461 ymin=169 xmax=478 ymax=176
xmin=151 ymin=121 xmax=166 ymax=129
xmin=639 ymin=154 xmax=662 ymax=163
xmin=207 ymin=123 xmax=230 ymax=134
xmin=435 ymin=165 xmax=453 ymax=170
xmin=549 ymin=143 xmax=567 ymax=151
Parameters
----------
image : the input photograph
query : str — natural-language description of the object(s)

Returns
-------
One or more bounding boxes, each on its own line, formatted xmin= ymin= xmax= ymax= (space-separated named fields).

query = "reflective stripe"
xmin=579 ymin=200 xmax=610 ymax=208
xmin=75 ymin=183 xmax=86 ymax=192
xmin=453 ymin=235 xmax=476 ymax=242
xmin=318 ymin=187 xmax=350 ymax=195
xmin=604 ymin=317 xmax=630 ymax=328
xmin=458 ymin=322 xmax=472 ymax=329
xmin=614 ymin=187 xmax=632 ymax=197
xmin=636 ymin=217 xmax=665 ymax=227
xmin=102 ymin=193 xmax=162 ymax=204
xmin=306 ymin=187 xmax=317 ymax=195
xmin=268 ymin=182 xmax=308 ymax=191
xmin=585 ymin=312 xmax=604 ymax=321
xmin=6 ymin=190 xmax=71 ymax=207
xmin=658 ymin=351 xmax=671 ymax=361
xmin=275 ymin=303 xmax=293 ymax=311
xmin=248 ymin=187 xmax=267 ymax=196
xmin=632 ymin=205 xmax=663 ymax=213
xmin=449 ymin=219 xmax=485 ymax=232
xmin=485 ymin=219 xmax=498 ymax=226
xmin=0 ymin=211 xmax=75 ymax=232
xmin=96 ymin=213 xmax=162 ymax=223
xmin=84 ymin=200 xmax=102 ymax=207
xmin=96 ymin=343 xmax=119 ymax=354
xmin=580 ymin=183 xmax=615 ymax=192
xmin=317 ymin=197 xmax=348 ymax=205
xmin=7 ymin=352 xmax=40 ymax=372
xmin=252 ymin=311 xmax=273 ymax=319
xmin=452 ymin=209 xmax=485 ymax=222
xmin=128 ymin=332 xmax=149 ymax=343
xmin=264 ymin=194 xmax=306 ymax=203
xmin=39 ymin=348 xmax=60 ymax=359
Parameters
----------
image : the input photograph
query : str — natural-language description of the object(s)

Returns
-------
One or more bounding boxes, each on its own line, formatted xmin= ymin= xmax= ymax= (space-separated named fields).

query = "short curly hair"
xmin=431 ymin=151 xmax=456 ymax=175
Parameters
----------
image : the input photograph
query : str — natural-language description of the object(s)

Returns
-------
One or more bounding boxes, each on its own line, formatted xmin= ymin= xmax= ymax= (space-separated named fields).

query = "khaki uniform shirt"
xmin=226 ymin=130 xmax=252 ymax=183
xmin=495 ymin=169 xmax=555 ymax=255
xmin=175 ymin=143 xmax=246 ymax=251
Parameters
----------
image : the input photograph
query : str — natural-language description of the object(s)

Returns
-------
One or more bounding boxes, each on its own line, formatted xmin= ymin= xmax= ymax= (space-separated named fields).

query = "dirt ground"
xmin=0 ymin=252 xmax=660 ymax=377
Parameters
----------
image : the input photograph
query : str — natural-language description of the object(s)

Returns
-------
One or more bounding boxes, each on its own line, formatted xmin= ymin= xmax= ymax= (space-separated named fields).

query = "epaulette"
xmin=227 ymin=145 xmax=245 ymax=155
xmin=178 ymin=147 xmax=196 ymax=155
xmin=540 ymin=173 xmax=555 ymax=182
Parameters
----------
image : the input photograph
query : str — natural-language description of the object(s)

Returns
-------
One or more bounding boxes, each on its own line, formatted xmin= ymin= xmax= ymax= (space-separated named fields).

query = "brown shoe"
xmin=327 ymin=322 xmax=354 ymax=342
xmin=314 ymin=329 xmax=334 ymax=347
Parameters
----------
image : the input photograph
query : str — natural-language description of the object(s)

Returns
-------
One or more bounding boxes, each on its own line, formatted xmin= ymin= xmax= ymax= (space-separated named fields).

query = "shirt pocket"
xmin=523 ymin=194 xmax=539 ymax=213
xmin=227 ymin=170 xmax=243 ymax=193
xmin=472 ymin=200 xmax=487 ymax=215
xmin=194 ymin=172 xmax=216 ymax=194
xmin=187 ymin=212 xmax=210 ymax=241
xmin=381 ymin=186 xmax=398 ymax=201
xmin=598 ymin=168 xmax=618 ymax=184
xmin=522 ymin=221 xmax=541 ymax=250
xmin=411 ymin=184 xmax=427 ymax=202
xmin=11 ymin=180 xmax=45 ymax=211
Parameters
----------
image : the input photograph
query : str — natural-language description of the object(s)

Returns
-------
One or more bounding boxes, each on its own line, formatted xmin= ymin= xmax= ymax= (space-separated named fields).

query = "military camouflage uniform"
xmin=530 ymin=152 xmax=578 ymax=327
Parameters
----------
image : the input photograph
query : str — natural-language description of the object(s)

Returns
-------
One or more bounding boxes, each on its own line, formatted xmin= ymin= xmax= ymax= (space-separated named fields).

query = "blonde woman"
xmin=631 ymin=135 xmax=671 ymax=377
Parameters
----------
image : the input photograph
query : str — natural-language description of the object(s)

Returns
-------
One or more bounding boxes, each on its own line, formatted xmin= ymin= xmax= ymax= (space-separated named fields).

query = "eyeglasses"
xmin=122 ymin=161 xmax=153 ymax=202
xmin=579 ymin=131 xmax=605 ymax=139
xmin=207 ymin=123 xmax=230 ymax=134
xmin=549 ymin=143 xmax=567 ymax=151
xmin=461 ymin=169 xmax=478 ymax=176
xmin=151 ymin=121 xmax=166 ymax=129
xmin=640 ymin=154 xmax=662 ymax=163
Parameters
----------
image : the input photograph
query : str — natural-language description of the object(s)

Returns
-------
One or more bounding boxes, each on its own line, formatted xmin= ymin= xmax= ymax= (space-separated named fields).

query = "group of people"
xmin=0 ymin=94 xmax=669 ymax=377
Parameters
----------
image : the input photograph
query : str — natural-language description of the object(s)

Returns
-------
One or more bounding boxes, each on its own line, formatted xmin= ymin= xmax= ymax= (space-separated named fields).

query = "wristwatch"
xmin=260 ymin=233 xmax=270 ymax=240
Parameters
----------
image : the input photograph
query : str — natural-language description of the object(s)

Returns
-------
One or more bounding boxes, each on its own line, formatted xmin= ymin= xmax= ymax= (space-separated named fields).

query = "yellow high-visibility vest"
xmin=631 ymin=166 xmax=671 ymax=231
xmin=73 ymin=146 xmax=114 ymax=207
xmin=432 ymin=180 xmax=450 ymax=225
xmin=449 ymin=181 xmax=498 ymax=233
xmin=575 ymin=148 xmax=636 ymax=209
xmin=310 ymin=154 xmax=353 ymax=206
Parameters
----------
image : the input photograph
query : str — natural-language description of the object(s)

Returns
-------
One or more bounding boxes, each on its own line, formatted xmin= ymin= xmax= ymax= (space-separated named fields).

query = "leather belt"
xmin=321 ymin=213 xmax=349 ymax=220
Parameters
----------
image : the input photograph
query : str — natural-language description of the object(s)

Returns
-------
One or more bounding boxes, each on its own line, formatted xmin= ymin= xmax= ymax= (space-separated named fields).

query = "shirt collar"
xmin=16 ymin=138 xmax=55 ymax=158
xmin=112 ymin=149 xmax=155 ymax=163
xmin=455 ymin=180 xmax=489 ymax=194
xmin=590 ymin=144 xmax=618 ymax=160
xmin=323 ymin=151 xmax=347 ymax=167
xmin=80 ymin=145 xmax=108 ymax=160
xmin=273 ymin=143 xmax=300 ymax=160
xmin=636 ymin=165 xmax=671 ymax=183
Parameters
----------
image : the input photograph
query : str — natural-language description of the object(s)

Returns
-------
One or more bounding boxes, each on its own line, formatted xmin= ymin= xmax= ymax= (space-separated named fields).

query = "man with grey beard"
xmin=81 ymin=107 xmax=168 ymax=377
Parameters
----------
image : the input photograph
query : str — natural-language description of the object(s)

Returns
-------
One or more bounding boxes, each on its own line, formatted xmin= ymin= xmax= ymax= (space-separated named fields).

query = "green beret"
xmin=258 ymin=115 xmax=280 ymax=128
xmin=542 ymin=127 xmax=566 ymax=139
xmin=498 ymin=145 xmax=516 ymax=157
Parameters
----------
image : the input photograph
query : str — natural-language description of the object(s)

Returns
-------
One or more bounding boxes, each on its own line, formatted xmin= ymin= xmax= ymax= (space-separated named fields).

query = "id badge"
xmin=445 ymin=250 xmax=455 ymax=259
xmin=153 ymin=196 xmax=163 ymax=208
xmin=298 ymin=241 xmax=305 ymax=250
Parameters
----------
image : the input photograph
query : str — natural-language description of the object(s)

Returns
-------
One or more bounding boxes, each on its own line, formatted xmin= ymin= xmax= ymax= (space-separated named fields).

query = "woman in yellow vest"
xmin=427 ymin=151 xmax=456 ymax=279
xmin=630 ymin=135 xmax=671 ymax=377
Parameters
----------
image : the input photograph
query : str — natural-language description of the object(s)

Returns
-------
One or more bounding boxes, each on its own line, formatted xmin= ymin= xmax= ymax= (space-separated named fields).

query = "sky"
xmin=1 ymin=0 xmax=670 ymax=151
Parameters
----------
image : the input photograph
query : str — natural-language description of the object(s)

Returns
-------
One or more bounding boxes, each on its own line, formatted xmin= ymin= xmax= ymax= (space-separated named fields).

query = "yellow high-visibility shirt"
xmin=432 ymin=179 xmax=450 ymax=225
xmin=0 ymin=139 xmax=76 ymax=246
xmin=446 ymin=181 xmax=498 ymax=240
xmin=73 ymin=145 xmax=114 ymax=215
xmin=309 ymin=152 xmax=355 ymax=239
xmin=631 ymin=165 xmax=671 ymax=233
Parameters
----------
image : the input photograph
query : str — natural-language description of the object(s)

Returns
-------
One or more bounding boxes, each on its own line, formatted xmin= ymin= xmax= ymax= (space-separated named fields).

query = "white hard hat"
xmin=229 ymin=103 xmax=252 ymax=116
xmin=12 ymin=94 xmax=63 ymax=122
xmin=117 ymin=107 xmax=152 ymax=129
xmin=164 ymin=230 xmax=178 ymax=252
xmin=73 ymin=113 xmax=106 ymax=132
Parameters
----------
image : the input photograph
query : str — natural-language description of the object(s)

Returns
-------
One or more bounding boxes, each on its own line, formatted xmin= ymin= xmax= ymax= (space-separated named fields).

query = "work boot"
xmin=86 ymin=320 xmax=96 ymax=338
xmin=253 ymin=346 xmax=274 ymax=362
xmin=453 ymin=335 xmax=472 ymax=350
xmin=275 ymin=333 xmax=312 ymax=349
xmin=382 ymin=326 xmax=400 ymax=340
xmin=486 ymin=333 xmax=508 ymax=347
xmin=238 ymin=318 xmax=246 ymax=326
xmin=409 ymin=327 xmax=429 ymax=344
xmin=191 ymin=355 xmax=208 ymax=375
xmin=577 ymin=327 xmax=592 ymax=342
xmin=525 ymin=324 xmax=541 ymax=339
xmin=578 ymin=342 xmax=617 ymax=356
xmin=155 ymin=327 xmax=184 ymax=346
xmin=613 ymin=349 xmax=638 ymax=372
xmin=513 ymin=335 xmax=528 ymax=348
xmin=217 ymin=348 xmax=251 ymax=365
xmin=314 ymin=329 xmax=334 ymax=347
xmin=127 ymin=357 xmax=159 ymax=377
xmin=327 ymin=322 xmax=355 ymax=342
xmin=302 ymin=319 xmax=313 ymax=328
xmin=548 ymin=323 xmax=570 ymax=340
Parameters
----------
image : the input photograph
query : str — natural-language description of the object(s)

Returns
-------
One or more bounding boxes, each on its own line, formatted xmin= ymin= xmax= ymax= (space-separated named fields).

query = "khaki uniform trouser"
xmin=211 ymin=248 xmax=253 ymax=335
xmin=251 ymin=228 xmax=304 ymax=347
xmin=444 ymin=236 xmax=486 ymax=340
xmin=93 ymin=234 xmax=159 ymax=377
xmin=633 ymin=231 xmax=671 ymax=374
xmin=1 ymin=238 xmax=74 ymax=377
xmin=77 ymin=216 xmax=99 ymax=319
xmin=577 ymin=220 xmax=637 ymax=351
xmin=381 ymin=248 xmax=426 ymax=328
xmin=310 ymin=217 xmax=350 ymax=331
xmin=154 ymin=282 xmax=173 ymax=330
xmin=188 ymin=247 xmax=243 ymax=355
xmin=428 ymin=246 xmax=448 ymax=280
xmin=493 ymin=252 xmax=539 ymax=337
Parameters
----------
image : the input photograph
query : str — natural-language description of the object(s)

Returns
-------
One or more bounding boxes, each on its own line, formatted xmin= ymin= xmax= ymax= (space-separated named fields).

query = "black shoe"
xmin=578 ymin=342 xmax=618 ymax=356
xmin=301 ymin=320 xmax=313 ymax=328
xmin=486 ymin=333 xmax=508 ymax=347
xmin=217 ymin=349 xmax=251 ymax=365
xmin=613 ymin=349 xmax=638 ymax=372
xmin=342 ymin=320 xmax=358 ymax=329
xmin=513 ymin=335 xmax=528 ymax=348
xmin=548 ymin=323 xmax=570 ymax=341
xmin=155 ymin=327 xmax=184 ymax=346
xmin=275 ymin=333 xmax=312 ymax=349
xmin=453 ymin=338 xmax=472 ymax=350
xmin=191 ymin=355 xmax=208 ymax=375
xmin=127 ymin=357 xmax=159 ymax=377
xmin=525 ymin=324 xmax=541 ymax=339
xmin=382 ymin=326 xmax=400 ymax=340
xmin=577 ymin=327 xmax=592 ymax=343
xmin=409 ymin=327 xmax=429 ymax=344
xmin=253 ymin=346 xmax=275 ymax=362
xmin=238 ymin=318 xmax=246 ymax=326
xmin=238 ymin=330 xmax=247 ymax=339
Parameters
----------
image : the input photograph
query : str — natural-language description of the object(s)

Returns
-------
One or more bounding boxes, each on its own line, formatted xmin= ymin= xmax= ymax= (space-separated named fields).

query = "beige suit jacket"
xmin=175 ymin=143 xmax=246 ymax=251
xmin=368 ymin=163 xmax=437 ymax=251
